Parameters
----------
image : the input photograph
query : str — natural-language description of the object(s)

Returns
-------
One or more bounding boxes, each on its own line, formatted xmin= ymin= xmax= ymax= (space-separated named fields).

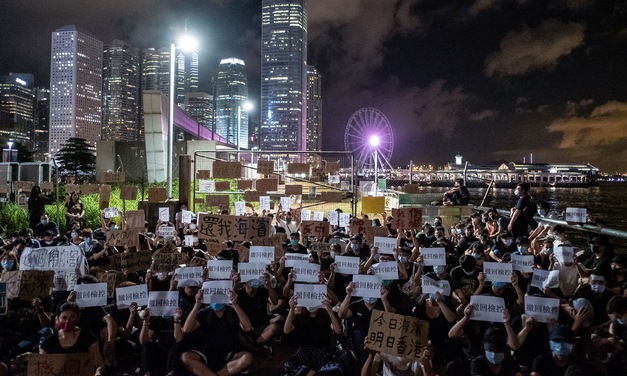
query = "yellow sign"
xmin=362 ymin=196 xmax=385 ymax=213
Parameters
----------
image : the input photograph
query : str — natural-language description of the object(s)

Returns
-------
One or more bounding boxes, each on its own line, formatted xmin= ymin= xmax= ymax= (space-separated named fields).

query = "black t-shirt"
xmin=236 ymin=287 xmax=270 ymax=326
xmin=511 ymin=315 xmax=550 ymax=369
xmin=41 ymin=329 xmax=98 ymax=353
xmin=471 ymin=354 xmax=521 ymax=376
xmin=450 ymin=266 xmax=480 ymax=299
xmin=412 ymin=298 xmax=455 ymax=351
xmin=348 ymin=299 xmax=383 ymax=332
xmin=287 ymin=311 xmax=333 ymax=349
xmin=532 ymin=353 xmax=573 ymax=376
xmin=572 ymin=285 xmax=614 ymax=326
xmin=195 ymin=306 xmax=240 ymax=354
xmin=148 ymin=316 xmax=176 ymax=346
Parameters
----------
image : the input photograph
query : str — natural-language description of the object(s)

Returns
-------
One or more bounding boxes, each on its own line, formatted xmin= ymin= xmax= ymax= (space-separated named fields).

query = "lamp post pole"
xmin=167 ymin=43 xmax=175 ymax=199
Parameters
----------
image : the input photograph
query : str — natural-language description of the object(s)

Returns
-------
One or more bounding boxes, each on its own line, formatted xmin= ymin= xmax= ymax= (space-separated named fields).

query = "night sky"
xmin=1 ymin=0 xmax=626 ymax=173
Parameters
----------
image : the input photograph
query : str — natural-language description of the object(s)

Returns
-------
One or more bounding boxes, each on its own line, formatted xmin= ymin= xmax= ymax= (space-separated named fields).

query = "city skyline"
xmin=1 ymin=1 xmax=627 ymax=172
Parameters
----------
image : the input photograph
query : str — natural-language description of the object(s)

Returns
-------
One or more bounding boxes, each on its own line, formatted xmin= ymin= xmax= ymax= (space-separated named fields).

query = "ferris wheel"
xmin=344 ymin=107 xmax=394 ymax=171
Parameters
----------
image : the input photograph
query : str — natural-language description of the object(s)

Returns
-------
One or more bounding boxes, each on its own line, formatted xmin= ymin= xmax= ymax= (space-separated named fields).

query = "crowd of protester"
xmin=0 ymin=183 xmax=626 ymax=376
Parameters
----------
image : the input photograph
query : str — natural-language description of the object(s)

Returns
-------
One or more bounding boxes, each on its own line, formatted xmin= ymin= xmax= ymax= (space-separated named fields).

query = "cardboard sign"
xmin=174 ymin=266 xmax=203 ymax=287
xmin=99 ymin=184 xmax=111 ymax=210
xmin=366 ymin=309 xmax=429 ymax=360
xmin=524 ymin=295 xmax=560 ymax=323
xmin=285 ymin=185 xmax=303 ymax=195
xmin=469 ymin=295 xmax=506 ymax=322
xmin=125 ymin=210 xmax=145 ymax=231
xmin=148 ymin=291 xmax=179 ymax=317
xmin=530 ymin=269 xmax=560 ymax=289
xmin=372 ymin=261 xmax=399 ymax=280
xmin=352 ymin=275 xmax=382 ymax=298
xmin=373 ymin=236 xmax=396 ymax=255
xmin=257 ymin=160 xmax=274 ymax=175
xmin=420 ymin=247 xmax=446 ymax=266
xmin=256 ymin=178 xmax=278 ymax=192
xmin=74 ymin=283 xmax=107 ymax=308
xmin=80 ymin=183 xmax=100 ymax=195
xmin=350 ymin=218 xmax=371 ymax=236
xmin=301 ymin=221 xmax=330 ymax=238
xmin=421 ymin=276 xmax=451 ymax=296
xmin=365 ymin=226 xmax=389 ymax=245
xmin=148 ymin=187 xmax=167 ymax=202
xmin=97 ymin=170 xmax=125 ymax=183
xmin=27 ymin=353 xmax=94 ymax=376
xmin=565 ymin=207 xmax=587 ymax=223
xmin=555 ymin=246 xmax=575 ymax=265
xmin=362 ymin=196 xmax=385 ymax=214
xmin=324 ymin=161 xmax=340 ymax=173
xmin=287 ymin=163 xmax=309 ymax=174
xmin=320 ymin=191 xmax=344 ymax=202
xmin=511 ymin=254 xmax=534 ymax=273
xmin=0 ymin=184 xmax=9 ymax=194
xmin=237 ymin=262 xmax=266 ymax=282
xmin=237 ymin=180 xmax=254 ymax=190
xmin=64 ymin=184 xmax=80 ymax=194
xmin=334 ymin=255 xmax=360 ymax=275
xmin=213 ymin=161 xmax=241 ymax=178
xmin=404 ymin=184 xmax=420 ymax=193
xmin=294 ymin=283 xmax=327 ymax=308
xmin=483 ymin=262 xmax=513 ymax=283
xmin=111 ymin=250 xmax=152 ymax=273
xmin=106 ymin=229 xmax=140 ymax=250
xmin=197 ymin=170 xmax=210 ymax=179
xmin=0 ymin=270 xmax=54 ymax=300
xmin=206 ymin=194 xmax=229 ymax=207
xmin=244 ymin=190 xmax=261 ymax=202
xmin=197 ymin=214 xmax=232 ymax=241
xmin=96 ymin=271 xmax=118 ymax=299
xmin=215 ymin=181 xmax=230 ymax=191
xmin=206 ymin=260 xmax=233 ymax=280
xmin=202 ymin=280 xmax=232 ymax=304
xmin=199 ymin=179 xmax=215 ymax=193
xmin=0 ymin=282 xmax=6 ymax=315
xmin=120 ymin=185 xmax=137 ymax=200
xmin=249 ymin=246 xmax=275 ymax=264
xmin=19 ymin=246 xmax=88 ymax=291
xmin=391 ymin=208 xmax=423 ymax=230
xmin=39 ymin=181 xmax=54 ymax=191
xmin=116 ymin=284 xmax=149 ymax=308
xmin=152 ymin=253 xmax=188 ymax=272
xmin=104 ymin=207 xmax=119 ymax=219
xmin=292 ymin=262 xmax=321 ymax=283
xmin=247 ymin=217 xmax=272 ymax=239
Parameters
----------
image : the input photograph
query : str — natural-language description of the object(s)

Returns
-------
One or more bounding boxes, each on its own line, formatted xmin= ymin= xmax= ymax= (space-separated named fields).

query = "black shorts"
xmin=192 ymin=350 xmax=236 ymax=372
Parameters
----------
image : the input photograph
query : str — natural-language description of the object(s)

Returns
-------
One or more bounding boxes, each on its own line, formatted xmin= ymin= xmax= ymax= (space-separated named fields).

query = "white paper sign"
xmin=292 ymin=262 xmax=321 ymax=283
xmin=301 ymin=209 xmax=311 ymax=221
xmin=206 ymin=260 xmax=233 ymax=280
xmin=260 ymin=196 xmax=271 ymax=211
xmin=249 ymin=246 xmax=275 ymax=264
xmin=74 ymin=283 xmax=108 ymax=308
xmin=116 ymin=284 xmax=149 ymax=309
xmin=555 ymin=246 xmax=574 ymax=265
xmin=19 ymin=245 xmax=89 ymax=291
xmin=285 ymin=253 xmax=310 ymax=267
xmin=483 ymin=262 xmax=513 ymax=283
xmin=313 ymin=211 xmax=324 ymax=221
xmin=202 ymin=280 xmax=233 ymax=304
xmin=280 ymin=197 xmax=291 ymax=211
xmin=339 ymin=213 xmax=351 ymax=228
xmin=327 ymin=211 xmax=339 ymax=225
xmin=199 ymin=180 xmax=215 ymax=193
xmin=470 ymin=295 xmax=506 ymax=322
xmin=352 ymin=275 xmax=382 ymax=298
xmin=159 ymin=207 xmax=170 ymax=222
xmin=159 ymin=226 xmax=176 ymax=237
xmin=294 ymin=283 xmax=327 ymax=309
xmin=421 ymin=247 xmax=447 ymax=266
xmin=104 ymin=207 xmax=119 ymax=219
xmin=511 ymin=254 xmax=534 ymax=273
xmin=334 ymin=255 xmax=360 ymax=275
xmin=235 ymin=201 xmax=246 ymax=216
xmin=530 ymin=269 xmax=560 ymax=289
xmin=372 ymin=261 xmax=399 ymax=280
xmin=184 ymin=235 xmax=195 ymax=247
xmin=524 ymin=295 xmax=560 ymax=323
xmin=238 ymin=262 xmax=266 ymax=282
xmin=421 ymin=276 xmax=451 ymax=296
xmin=373 ymin=236 xmax=396 ymax=255
xmin=174 ymin=266 xmax=203 ymax=287
xmin=328 ymin=174 xmax=340 ymax=184
xmin=148 ymin=291 xmax=179 ymax=317
xmin=565 ymin=207 xmax=587 ymax=223
xmin=182 ymin=210 xmax=193 ymax=224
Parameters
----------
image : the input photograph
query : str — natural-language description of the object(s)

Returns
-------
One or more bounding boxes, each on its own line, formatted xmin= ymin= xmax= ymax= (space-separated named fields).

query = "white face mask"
xmin=189 ymin=224 xmax=197 ymax=230
xmin=514 ymin=188 xmax=520 ymax=196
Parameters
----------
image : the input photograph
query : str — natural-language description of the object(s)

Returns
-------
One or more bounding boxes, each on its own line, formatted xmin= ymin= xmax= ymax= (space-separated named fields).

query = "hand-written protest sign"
xmin=99 ymin=184 xmax=111 ymax=210
xmin=199 ymin=180 xmax=215 ymax=193
xmin=334 ymin=256 xmax=360 ymax=275
xmin=362 ymin=196 xmax=385 ymax=214
xmin=372 ymin=261 xmax=399 ymax=280
xmin=294 ymin=283 xmax=327 ymax=308
xmin=19 ymin=246 xmax=88 ymax=291
xmin=524 ymin=295 xmax=560 ymax=323
xmin=244 ymin=190 xmax=261 ymax=202
xmin=313 ymin=211 xmax=324 ymax=221
xmin=470 ymin=295 xmax=506 ymax=322
xmin=373 ymin=236 xmax=396 ymax=255
xmin=80 ymin=183 xmax=100 ymax=195
xmin=238 ymin=262 xmax=266 ymax=282
xmin=235 ymin=201 xmax=246 ymax=216
xmin=301 ymin=209 xmax=311 ymax=221
xmin=301 ymin=221 xmax=330 ymax=238
xmin=285 ymin=253 xmax=310 ymax=267
xmin=106 ymin=229 xmax=140 ymax=250
xmin=174 ymin=267 xmax=203 ymax=287
xmin=74 ymin=283 xmax=107 ymax=308
xmin=365 ymin=226 xmax=389 ymax=245
xmin=0 ymin=270 xmax=54 ymax=300
xmin=111 ymin=250 xmax=152 ymax=273
xmin=287 ymin=163 xmax=309 ymax=174
xmin=247 ymin=217 xmax=271 ymax=240
xmin=404 ymin=184 xmax=420 ymax=194
xmin=237 ymin=180 xmax=254 ymax=190
xmin=327 ymin=210 xmax=338 ymax=225
xmin=104 ymin=207 xmax=119 ymax=219
xmin=352 ymin=275 xmax=382 ymax=298
xmin=327 ymin=174 xmax=340 ymax=184
xmin=320 ymin=191 xmax=344 ymax=202
xmin=292 ymin=262 xmax=321 ymax=283
xmin=0 ymin=282 xmax=6 ymax=315
xmin=256 ymin=178 xmax=278 ymax=192
xmin=421 ymin=248 xmax=446 ymax=266
xmin=350 ymin=218 xmax=371 ymax=236
xmin=257 ymin=160 xmax=274 ymax=175
xmin=158 ymin=207 xmax=170 ymax=222
xmin=213 ymin=161 xmax=241 ymax=178
xmin=421 ymin=276 xmax=451 ymax=296
xmin=391 ymin=208 xmax=423 ymax=230
xmin=148 ymin=291 xmax=179 ymax=317
xmin=96 ymin=271 xmax=118 ymax=298
xmin=97 ymin=170 xmax=125 ymax=183
xmin=531 ymin=269 xmax=560 ymax=289
xmin=125 ymin=210 xmax=145 ymax=231
xmin=120 ymin=185 xmax=137 ymax=200
xmin=249 ymin=246 xmax=275 ymax=264
xmin=216 ymin=182 xmax=230 ymax=194
xmin=511 ymin=254 xmax=534 ymax=273
xmin=366 ymin=309 xmax=429 ymax=360
xmin=197 ymin=214 xmax=232 ymax=241
xmin=152 ymin=253 xmax=188 ymax=272
xmin=259 ymin=196 xmax=271 ymax=210
xmin=182 ymin=210 xmax=193 ymax=224
xmin=565 ymin=207 xmax=587 ymax=223
xmin=116 ymin=284 xmax=149 ymax=308
xmin=27 ymin=353 xmax=94 ymax=376
xmin=339 ymin=213 xmax=351 ymax=228
xmin=202 ymin=280 xmax=232 ymax=304
xmin=324 ymin=161 xmax=340 ymax=173
xmin=206 ymin=260 xmax=233 ymax=280
xmin=205 ymin=194 xmax=229 ymax=207
xmin=197 ymin=170 xmax=210 ymax=179
xmin=482 ymin=262 xmax=513 ymax=283
xmin=148 ymin=187 xmax=167 ymax=202
xmin=285 ymin=185 xmax=303 ymax=195
xmin=309 ymin=242 xmax=331 ymax=254
xmin=555 ymin=246 xmax=575 ymax=265
xmin=280 ymin=197 xmax=291 ymax=211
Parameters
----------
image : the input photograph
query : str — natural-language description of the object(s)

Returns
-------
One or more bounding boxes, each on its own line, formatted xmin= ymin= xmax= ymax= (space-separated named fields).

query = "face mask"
xmin=502 ymin=239 xmax=512 ymax=247
xmin=382 ymin=280 xmax=392 ymax=289
xmin=351 ymin=243 xmax=359 ymax=251
xmin=399 ymin=256 xmax=408 ymax=264
xmin=71 ymin=232 xmax=78 ymax=239
xmin=364 ymin=297 xmax=377 ymax=304
xmin=156 ymin=272 xmax=168 ymax=281
xmin=464 ymin=268 xmax=475 ymax=276
xmin=514 ymin=188 xmax=520 ymax=196
xmin=538 ymin=210 xmax=546 ymax=217
xmin=210 ymin=303 xmax=226 ymax=311
xmin=59 ymin=320 xmax=78 ymax=332
xmin=1 ymin=260 xmax=15 ymax=270
xmin=290 ymin=239 xmax=298 ymax=246
xmin=433 ymin=265 xmax=445 ymax=275
xmin=550 ymin=341 xmax=574 ymax=357
xmin=286 ymin=218 xmax=292 ymax=224
xmin=429 ymin=293 xmax=438 ymax=302
xmin=249 ymin=279 xmax=260 ymax=289
xmin=485 ymin=351 xmax=505 ymax=365
xmin=164 ymin=234 xmax=172 ymax=241
xmin=41 ymin=220 xmax=49 ymax=225
xmin=456 ymin=229 xmax=464 ymax=235
xmin=543 ymin=247 xmax=553 ymax=255
xmin=84 ymin=237 xmax=92 ymax=245
xmin=189 ymin=224 xmax=196 ymax=230
xmin=492 ymin=282 xmax=506 ymax=289
xmin=472 ymin=253 xmax=482 ymax=260
xmin=110 ymin=225 xmax=119 ymax=231
xmin=590 ymin=284 xmax=605 ymax=294
xmin=517 ymin=246 xmax=528 ymax=255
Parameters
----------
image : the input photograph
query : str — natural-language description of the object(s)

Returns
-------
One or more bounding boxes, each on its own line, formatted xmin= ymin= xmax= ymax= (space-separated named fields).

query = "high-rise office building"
xmin=0 ymin=73 xmax=34 ymax=143
xmin=102 ymin=39 xmax=140 ymax=142
xmin=49 ymin=25 xmax=103 ymax=155
xmin=176 ymin=49 xmax=199 ymax=109
xmin=142 ymin=47 xmax=198 ymax=110
xmin=306 ymin=65 xmax=322 ymax=151
xmin=215 ymin=58 xmax=249 ymax=149
xmin=260 ymin=0 xmax=308 ymax=152
xmin=33 ymin=88 xmax=50 ymax=161
xmin=185 ymin=92 xmax=213 ymax=133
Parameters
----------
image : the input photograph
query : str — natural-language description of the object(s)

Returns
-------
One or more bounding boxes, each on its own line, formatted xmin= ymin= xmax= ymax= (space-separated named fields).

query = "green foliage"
xmin=56 ymin=138 xmax=96 ymax=183
xmin=0 ymin=202 xmax=28 ymax=234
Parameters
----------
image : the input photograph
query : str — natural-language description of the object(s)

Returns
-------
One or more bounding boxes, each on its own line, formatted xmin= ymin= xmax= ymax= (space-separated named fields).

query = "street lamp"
xmin=369 ymin=135 xmax=380 ymax=195
xmin=237 ymin=101 xmax=253 ymax=154
xmin=6 ymin=141 xmax=14 ymax=162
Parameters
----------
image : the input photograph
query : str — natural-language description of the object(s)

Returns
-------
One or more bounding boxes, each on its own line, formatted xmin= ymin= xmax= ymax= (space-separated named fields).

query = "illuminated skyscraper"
xmin=260 ymin=0 xmax=307 ymax=152
xmin=0 ymin=73 xmax=34 ymax=143
xmin=185 ymin=91 xmax=213 ymax=133
xmin=102 ymin=39 xmax=140 ymax=141
xmin=306 ymin=65 xmax=322 ymax=151
xmin=143 ymin=47 xmax=198 ymax=110
xmin=49 ymin=25 xmax=103 ymax=155
xmin=176 ymin=49 xmax=199 ymax=109
xmin=215 ymin=58 xmax=249 ymax=149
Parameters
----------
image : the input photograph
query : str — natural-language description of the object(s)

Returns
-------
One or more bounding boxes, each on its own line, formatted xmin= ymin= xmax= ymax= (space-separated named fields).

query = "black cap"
xmin=483 ymin=327 xmax=507 ymax=351
xmin=549 ymin=325 xmax=575 ymax=343
xmin=460 ymin=254 xmax=476 ymax=271
xmin=590 ymin=235 xmax=609 ymax=246
xmin=350 ymin=235 xmax=362 ymax=243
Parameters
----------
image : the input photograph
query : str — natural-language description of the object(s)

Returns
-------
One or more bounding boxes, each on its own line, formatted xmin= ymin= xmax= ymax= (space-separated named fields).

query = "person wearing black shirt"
xmin=443 ymin=178 xmax=470 ymax=206
xmin=508 ymin=183 xmax=537 ymax=239
xmin=342 ymin=235 xmax=371 ymax=262
xmin=287 ymin=232 xmax=308 ymax=254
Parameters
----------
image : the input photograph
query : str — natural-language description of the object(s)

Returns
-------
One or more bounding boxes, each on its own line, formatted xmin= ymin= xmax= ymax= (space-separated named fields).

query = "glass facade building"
xmin=215 ymin=58 xmax=249 ymax=149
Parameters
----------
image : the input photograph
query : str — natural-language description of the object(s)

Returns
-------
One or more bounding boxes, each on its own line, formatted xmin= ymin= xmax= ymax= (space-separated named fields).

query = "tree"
xmin=55 ymin=138 xmax=96 ymax=183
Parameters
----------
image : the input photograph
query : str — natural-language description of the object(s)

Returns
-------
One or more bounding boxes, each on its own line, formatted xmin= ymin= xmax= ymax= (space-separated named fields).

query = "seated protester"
xmin=534 ymin=238 xmax=554 ymax=270
xmin=571 ymin=274 xmax=615 ymax=328
xmin=455 ymin=225 xmax=478 ymax=257
xmin=40 ymin=230 xmax=58 ymax=247
xmin=34 ymin=213 xmax=58 ymax=239
xmin=287 ymin=232 xmax=308 ymax=254
xmin=342 ymin=235 xmax=371 ymax=262
xmin=528 ymin=201 xmax=558 ymax=241
xmin=549 ymin=245 xmax=579 ymax=298
xmin=511 ymin=311 xmax=552 ymax=371
xmin=67 ymin=223 xmax=83 ymax=246
xmin=607 ymin=254 xmax=627 ymax=295
xmin=531 ymin=325 xmax=582 ymax=376
xmin=85 ymin=232 xmax=111 ymax=268
xmin=283 ymin=294 xmax=342 ymax=376
xmin=450 ymin=255 xmax=480 ymax=315
xmin=514 ymin=236 xmax=532 ymax=256
xmin=489 ymin=232 xmax=516 ymax=263
xmin=78 ymin=228 xmax=95 ymax=254
xmin=471 ymin=327 xmax=523 ymax=376
xmin=486 ymin=209 xmax=508 ymax=239
xmin=443 ymin=178 xmax=470 ymax=206
xmin=577 ymin=236 xmax=613 ymax=280
xmin=362 ymin=340 xmax=436 ymax=376
xmin=427 ymin=226 xmax=457 ymax=267
xmin=474 ymin=272 xmax=524 ymax=318
xmin=416 ymin=223 xmax=436 ymax=248
xmin=0 ymin=252 xmax=18 ymax=272
xmin=467 ymin=242 xmax=488 ymax=269
xmin=180 ymin=290 xmax=253 ymax=376
xmin=470 ymin=212 xmax=486 ymax=234
xmin=139 ymin=305 xmax=184 ymax=376
xmin=476 ymin=233 xmax=494 ymax=253
xmin=40 ymin=302 xmax=106 ymax=376
xmin=606 ymin=296 xmax=627 ymax=374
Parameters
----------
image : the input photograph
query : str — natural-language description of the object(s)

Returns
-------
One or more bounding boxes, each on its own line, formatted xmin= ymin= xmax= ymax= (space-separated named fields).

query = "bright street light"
xmin=237 ymin=101 xmax=253 ymax=152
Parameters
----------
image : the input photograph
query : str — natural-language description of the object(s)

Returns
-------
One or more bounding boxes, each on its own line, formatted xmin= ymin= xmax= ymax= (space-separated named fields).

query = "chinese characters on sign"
xmin=366 ymin=309 xmax=429 ymax=360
